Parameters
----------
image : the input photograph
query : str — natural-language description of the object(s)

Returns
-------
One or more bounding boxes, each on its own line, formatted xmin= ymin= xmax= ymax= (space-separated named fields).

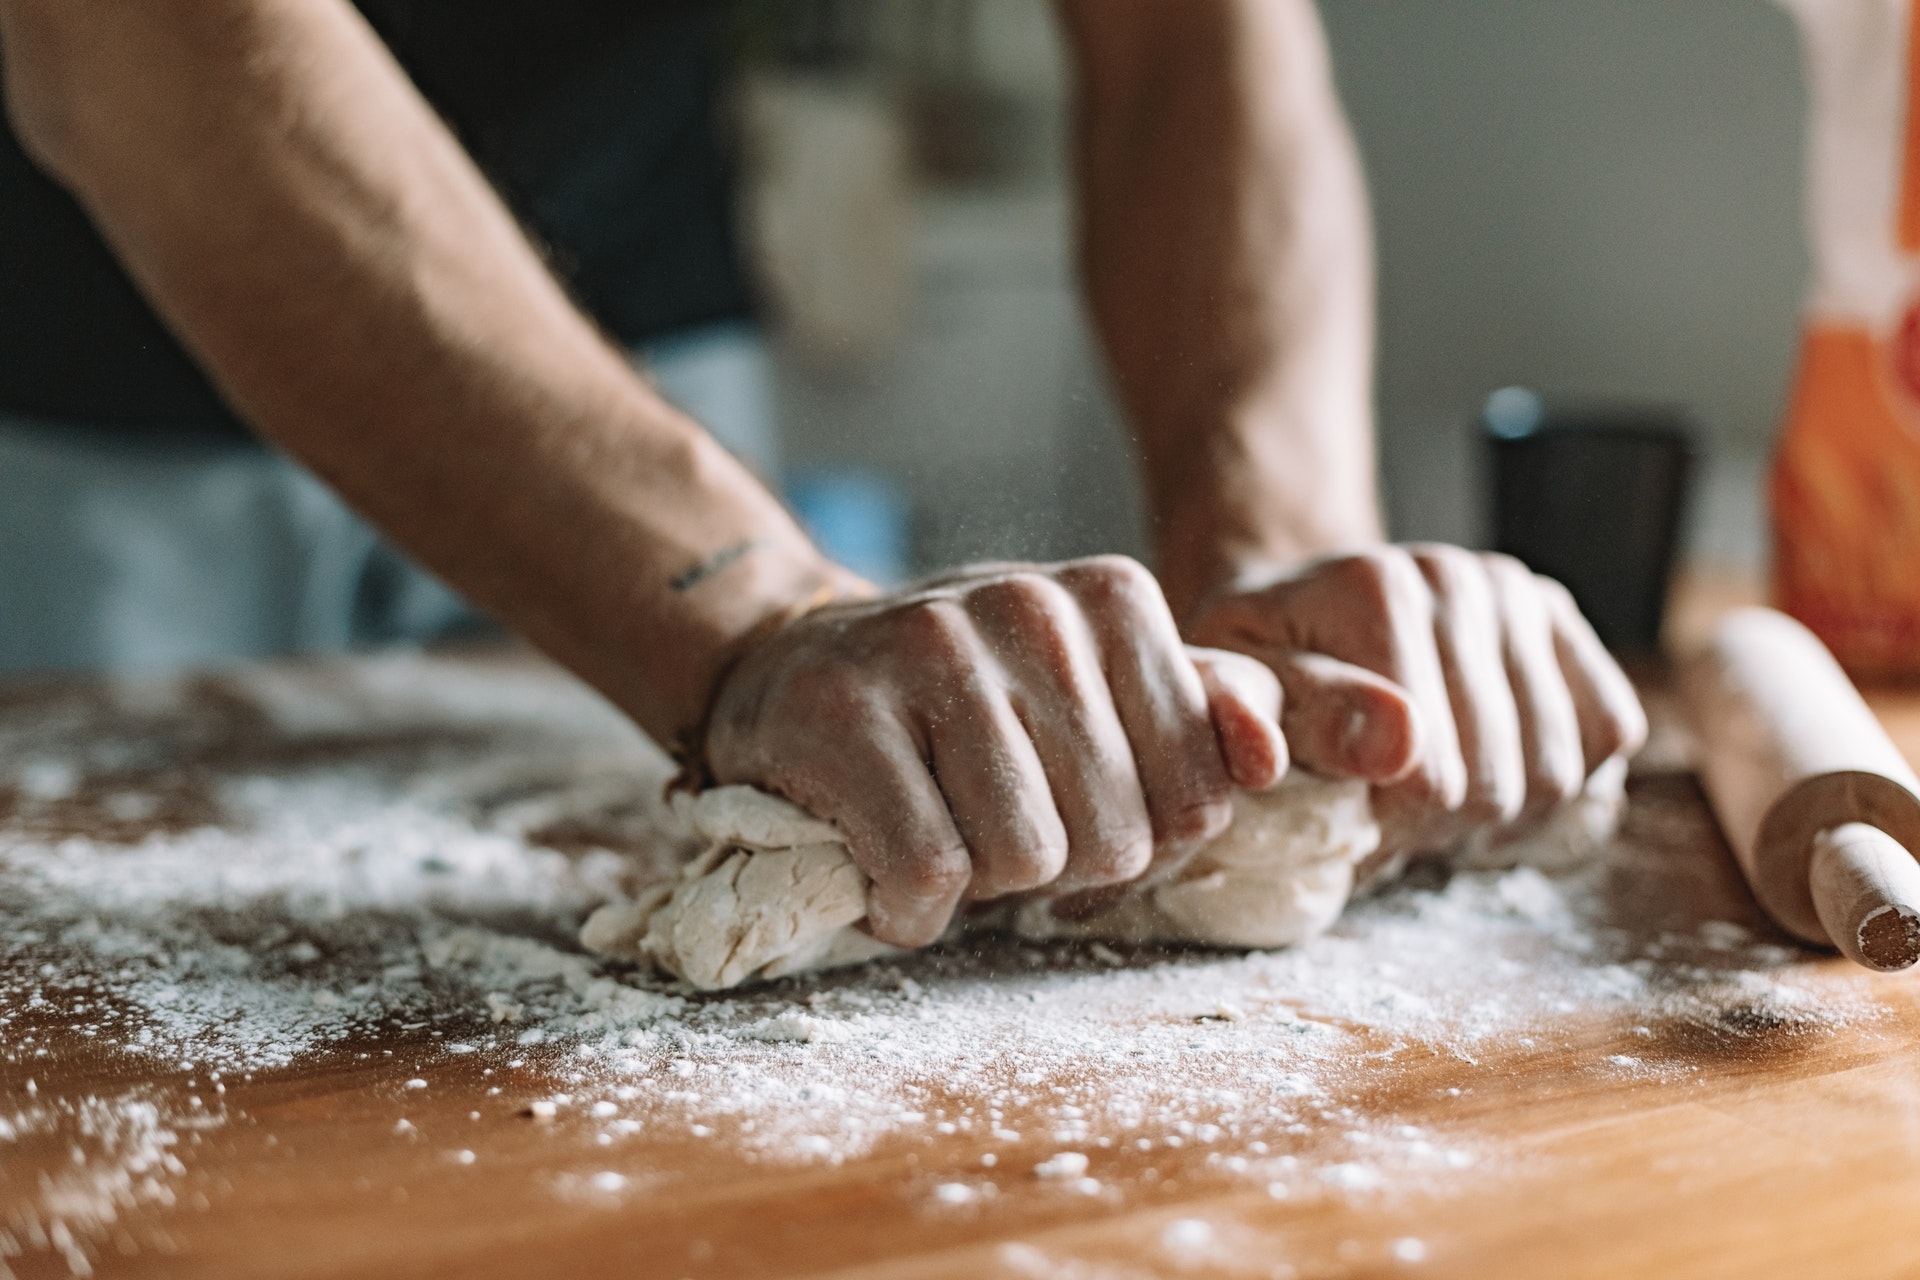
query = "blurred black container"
xmin=1481 ymin=387 xmax=1697 ymax=656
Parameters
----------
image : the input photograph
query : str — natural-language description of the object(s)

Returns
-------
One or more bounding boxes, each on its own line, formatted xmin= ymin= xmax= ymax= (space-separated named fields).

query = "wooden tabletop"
xmin=3 ymin=637 xmax=1920 ymax=1280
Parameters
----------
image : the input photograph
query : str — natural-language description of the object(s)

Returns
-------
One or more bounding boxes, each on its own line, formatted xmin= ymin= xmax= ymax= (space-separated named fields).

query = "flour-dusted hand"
xmin=1187 ymin=545 xmax=1647 ymax=855
xmin=703 ymin=556 xmax=1287 ymax=947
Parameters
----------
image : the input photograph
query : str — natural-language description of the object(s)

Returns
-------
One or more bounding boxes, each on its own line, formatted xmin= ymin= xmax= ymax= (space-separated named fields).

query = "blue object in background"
xmin=1481 ymin=385 xmax=1546 ymax=440
xmin=785 ymin=468 xmax=911 ymax=588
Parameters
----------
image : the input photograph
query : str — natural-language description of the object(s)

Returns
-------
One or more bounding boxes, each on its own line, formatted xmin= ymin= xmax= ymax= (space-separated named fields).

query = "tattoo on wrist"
xmin=670 ymin=538 xmax=763 ymax=592
xmin=668 ymin=581 xmax=850 ymax=794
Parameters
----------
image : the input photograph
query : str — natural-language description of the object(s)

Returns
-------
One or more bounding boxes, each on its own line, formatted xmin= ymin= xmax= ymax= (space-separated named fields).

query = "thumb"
xmin=1272 ymin=651 xmax=1424 ymax=784
xmin=1188 ymin=645 xmax=1287 ymax=791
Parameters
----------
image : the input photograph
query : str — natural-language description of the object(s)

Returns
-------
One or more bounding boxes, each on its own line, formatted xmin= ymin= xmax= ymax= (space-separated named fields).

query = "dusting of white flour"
xmin=0 ymin=656 xmax=1890 ymax=1276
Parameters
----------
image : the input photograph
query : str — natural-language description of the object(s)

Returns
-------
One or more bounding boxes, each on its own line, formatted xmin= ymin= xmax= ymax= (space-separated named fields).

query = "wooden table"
xmin=3 ymin=643 xmax=1920 ymax=1280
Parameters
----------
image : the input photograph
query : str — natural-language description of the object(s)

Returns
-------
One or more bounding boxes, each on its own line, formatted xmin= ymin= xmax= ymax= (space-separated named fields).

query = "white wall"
xmin=771 ymin=0 xmax=1810 ymax=568
xmin=1320 ymin=0 xmax=1807 ymax=547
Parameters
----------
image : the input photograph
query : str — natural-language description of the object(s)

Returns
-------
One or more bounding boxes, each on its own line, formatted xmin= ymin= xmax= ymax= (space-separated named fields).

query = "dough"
xmin=582 ymin=773 xmax=1378 ymax=989
xmin=581 ymin=762 xmax=1626 ymax=990
xmin=995 ymin=773 xmax=1378 ymax=949
xmin=579 ymin=786 xmax=886 ymax=990
xmin=1452 ymin=754 xmax=1629 ymax=874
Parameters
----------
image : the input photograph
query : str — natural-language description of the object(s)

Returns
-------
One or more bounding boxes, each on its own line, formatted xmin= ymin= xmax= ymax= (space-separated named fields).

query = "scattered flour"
xmin=0 ymin=655 xmax=1892 ymax=1276
xmin=0 ymin=1089 xmax=198 ymax=1274
xmin=742 ymin=1010 xmax=863 ymax=1044
xmin=1034 ymin=1151 xmax=1090 ymax=1180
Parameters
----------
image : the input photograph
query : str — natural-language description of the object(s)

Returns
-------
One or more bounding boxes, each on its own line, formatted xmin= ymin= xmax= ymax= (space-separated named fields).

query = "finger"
xmin=921 ymin=659 xmax=1071 ymax=903
xmin=1540 ymin=576 xmax=1650 ymax=771
xmin=1486 ymin=555 xmax=1586 ymax=813
xmin=1411 ymin=546 xmax=1525 ymax=824
xmin=1189 ymin=645 xmax=1288 ymax=790
xmin=1362 ymin=550 xmax=1469 ymax=810
xmin=966 ymin=573 xmax=1155 ymax=894
xmin=1254 ymin=549 xmax=1465 ymax=808
xmin=1270 ymin=650 xmax=1422 ymax=782
xmin=778 ymin=716 xmax=973 ymax=950
xmin=1055 ymin=556 xmax=1233 ymax=852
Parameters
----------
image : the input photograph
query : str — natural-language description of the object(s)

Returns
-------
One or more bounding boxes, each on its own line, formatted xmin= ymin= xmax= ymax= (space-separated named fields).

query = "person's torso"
xmin=0 ymin=0 xmax=748 ymax=438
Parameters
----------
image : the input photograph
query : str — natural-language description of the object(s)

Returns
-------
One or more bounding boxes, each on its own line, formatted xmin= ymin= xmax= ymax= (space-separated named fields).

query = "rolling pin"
xmin=1679 ymin=606 xmax=1920 ymax=971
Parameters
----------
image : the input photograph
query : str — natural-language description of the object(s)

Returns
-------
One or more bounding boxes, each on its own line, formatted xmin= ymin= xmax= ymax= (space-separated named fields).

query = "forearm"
xmin=0 ymin=0 xmax=846 ymax=743
xmin=1059 ymin=0 xmax=1382 ymax=624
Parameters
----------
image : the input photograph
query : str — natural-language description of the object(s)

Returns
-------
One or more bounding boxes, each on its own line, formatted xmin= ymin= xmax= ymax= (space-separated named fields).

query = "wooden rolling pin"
xmin=1679 ymin=607 xmax=1920 ymax=971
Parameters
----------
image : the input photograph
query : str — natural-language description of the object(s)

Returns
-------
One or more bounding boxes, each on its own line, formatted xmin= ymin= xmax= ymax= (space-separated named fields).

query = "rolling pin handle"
xmin=1808 ymin=823 xmax=1920 ymax=972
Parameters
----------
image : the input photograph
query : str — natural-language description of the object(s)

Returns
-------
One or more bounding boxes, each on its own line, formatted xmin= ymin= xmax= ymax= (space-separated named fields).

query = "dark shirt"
xmin=0 ymin=0 xmax=749 ymax=438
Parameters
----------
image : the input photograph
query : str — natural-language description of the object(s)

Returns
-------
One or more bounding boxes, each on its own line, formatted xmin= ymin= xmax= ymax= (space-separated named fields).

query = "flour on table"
xmin=0 ymin=656 xmax=1887 ymax=1279
xmin=581 ymin=759 xmax=1629 ymax=990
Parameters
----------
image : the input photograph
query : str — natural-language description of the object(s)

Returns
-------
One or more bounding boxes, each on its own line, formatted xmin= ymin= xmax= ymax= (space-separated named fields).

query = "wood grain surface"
xmin=3 ymin=640 xmax=1920 ymax=1279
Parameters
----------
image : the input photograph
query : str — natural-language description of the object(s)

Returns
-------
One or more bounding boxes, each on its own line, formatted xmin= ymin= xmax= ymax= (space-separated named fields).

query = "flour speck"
xmin=0 ymin=657 xmax=1891 ymax=1277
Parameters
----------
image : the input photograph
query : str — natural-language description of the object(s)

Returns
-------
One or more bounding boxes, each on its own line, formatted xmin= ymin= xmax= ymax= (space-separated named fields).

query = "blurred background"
xmin=0 ymin=0 xmax=1811 ymax=672
xmin=735 ymin=0 xmax=1802 ymax=585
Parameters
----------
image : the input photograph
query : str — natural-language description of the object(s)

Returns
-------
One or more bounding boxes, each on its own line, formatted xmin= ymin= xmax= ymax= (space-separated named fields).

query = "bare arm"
xmin=0 ymin=0 xmax=1287 ymax=945
xmin=1058 ymin=0 xmax=1381 ymax=625
xmin=0 ymin=0 xmax=847 ymax=746
xmin=1057 ymin=1 xmax=1646 ymax=853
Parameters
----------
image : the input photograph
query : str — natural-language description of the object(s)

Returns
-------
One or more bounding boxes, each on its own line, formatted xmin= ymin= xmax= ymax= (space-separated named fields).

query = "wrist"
xmin=653 ymin=538 xmax=872 ymax=751
xmin=508 ymin=413 xmax=872 ymax=752
xmin=1145 ymin=397 xmax=1385 ymax=627
xmin=1155 ymin=477 xmax=1380 ymax=628
xmin=667 ymin=564 xmax=874 ymax=790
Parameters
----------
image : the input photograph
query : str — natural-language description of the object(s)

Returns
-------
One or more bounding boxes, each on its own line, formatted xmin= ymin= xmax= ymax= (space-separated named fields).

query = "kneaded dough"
xmin=581 ymin=761 xmax=1626 ymax=990
xmin=579 ymin=786 xmax=887 ymax=990
xmin=995 ymin=773 xmax=1378 ymax=950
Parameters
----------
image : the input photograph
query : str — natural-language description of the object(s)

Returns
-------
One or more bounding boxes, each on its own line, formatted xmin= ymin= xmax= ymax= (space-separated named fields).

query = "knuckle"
xmin=1529 ymin=571 xmax=1582 ymax=620
xmin=1375 ymin=545 xmax=1430 ymax=594
xmin=1084 ymin=552 xmax=1155 ymax=586
xmin=868 ymin=902 xmax=948 ymax=949
xmin=1527 ymin=759 xmax=1584 ymax=808
xmin=968 ymin=572 xmax=1079 ymax=639
xmin=973 ymin=569 xmax=1069 ymax=610
xmin=1061 ymin=554 xmax=1159 ymax=611
xmin=1407 ymin=541 xmax=1466 ymax=570
xmin=891 ymin=597 xmax=977 ymax=665
xmin=972 ymin=827 xmax=1070 ymax=896
xmin=1072 ymin=823 xmax=1155 ymax=887
xmin=895 ymin=844 xmax=971 ymax=902
xmin=1480 ymin=552 xmax=1536 ymax=596
xmin=1409 ymin=543 xmax=1483 ymax=601
xmin=1482 ymin=555 xmax=1557 ymax=632
xmin=1617 ymin=697 xmax=1651 ymax=753
xmin=1328 ymin=547 xmax=1423 ymax=617
xmin=1586 ymin=716 xmax=1631 ymax=763
xmin=1536 ymin=572 xmax=1574 ymax=602
xmin=1160 ymin=783 xmax=1233 ymax=844
xmin=1460 ymin=778 xmax=1523 ymax=827
xmin=995 ymin=845 xmax=1069 ymax=895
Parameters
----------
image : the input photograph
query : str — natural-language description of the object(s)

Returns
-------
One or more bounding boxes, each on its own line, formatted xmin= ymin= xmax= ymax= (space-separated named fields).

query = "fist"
xmin=706 ymin=556 xmax=1287 ymax=946
xmin=1188 ymin=545 xmax=1647 ymax=853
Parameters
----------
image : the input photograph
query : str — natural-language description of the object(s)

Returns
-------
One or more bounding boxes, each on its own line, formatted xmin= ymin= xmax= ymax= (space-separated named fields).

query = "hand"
xmin=1187 ymin=545 xmax=1647 ymax=853
xmin=704 ymin=556 xmax=1287 ymax=946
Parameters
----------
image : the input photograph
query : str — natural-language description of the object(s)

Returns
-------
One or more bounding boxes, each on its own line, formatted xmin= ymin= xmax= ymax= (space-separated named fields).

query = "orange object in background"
xmin=1772 ymin=0 xmax=1920 ymax=676
xmin=1773 ymin=325 xmax=1920 ymax=675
